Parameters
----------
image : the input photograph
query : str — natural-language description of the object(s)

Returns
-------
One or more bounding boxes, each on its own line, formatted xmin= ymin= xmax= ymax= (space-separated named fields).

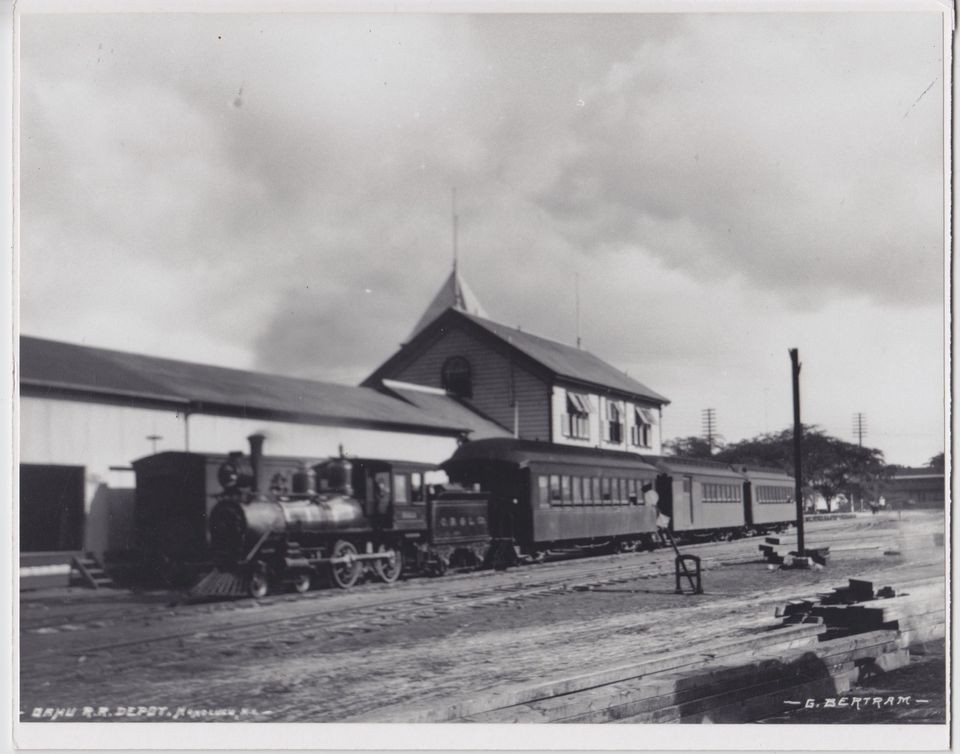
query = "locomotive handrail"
xmin=242 ymin=528 xmax=273 ymax=564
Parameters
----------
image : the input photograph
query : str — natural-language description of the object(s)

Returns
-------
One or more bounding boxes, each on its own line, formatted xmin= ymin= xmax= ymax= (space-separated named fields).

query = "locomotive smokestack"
xmin=248 ymin=433 xmax=266 ymax=493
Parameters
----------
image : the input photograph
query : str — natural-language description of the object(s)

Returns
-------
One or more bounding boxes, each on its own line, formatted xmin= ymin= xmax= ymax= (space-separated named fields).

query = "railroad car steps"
xmin=69 ymin=554 xmax=115 ymax=589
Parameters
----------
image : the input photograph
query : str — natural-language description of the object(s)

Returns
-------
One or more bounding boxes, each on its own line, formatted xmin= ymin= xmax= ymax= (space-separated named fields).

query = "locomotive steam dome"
xmin=319 ymin=457 xmax=353 ymax=496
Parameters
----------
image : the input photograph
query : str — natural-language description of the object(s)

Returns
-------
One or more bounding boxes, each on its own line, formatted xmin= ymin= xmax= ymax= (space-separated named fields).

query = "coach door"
xmin=483 ymin=465 xmax=525 ymax=542
xmin=683 ymin=476 xmax=694 ymax=527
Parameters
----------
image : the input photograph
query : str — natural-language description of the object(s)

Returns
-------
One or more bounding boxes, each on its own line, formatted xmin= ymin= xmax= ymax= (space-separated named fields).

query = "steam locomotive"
xmin=133 ymin=434 xmax=491 ymax=597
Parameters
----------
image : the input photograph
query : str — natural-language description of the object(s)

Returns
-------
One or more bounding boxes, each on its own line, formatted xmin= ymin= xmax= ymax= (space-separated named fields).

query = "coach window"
xmin=441 ymin=356 xmax=473 ymax=398
xmin=601 ymin=477 xmax=612 ymax=502
xmin=410 ymin=472 xmax=424 ymax=503
xmin=394 ymin=474 xmax=409 ymax=504
xmin=561 ymin=475 xmax=571 ymax=505
xmin=572 ymin=477 xmax=583 ymax=505
xmin=628 ymin=479 xmax=638 ymax=500
xmin=550 ymin=474 xmax=562 ymax=504
xmin=591 ymin=477 xmax=601 ymax=504
xmin=538 ymin=475 xmax=549 ymax=506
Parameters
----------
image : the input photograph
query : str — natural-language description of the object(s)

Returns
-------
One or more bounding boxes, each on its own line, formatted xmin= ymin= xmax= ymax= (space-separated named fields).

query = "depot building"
xmin=18 ymin=268 xmax=669 ymax=565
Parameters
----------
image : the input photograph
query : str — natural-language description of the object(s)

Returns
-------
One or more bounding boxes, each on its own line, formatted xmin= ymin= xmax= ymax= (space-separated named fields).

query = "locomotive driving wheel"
xmin=291 ymin=571 xmax=311 ymax=594
xmin=329 ymin=540 xmax=361 ymax=589
xmin=373 ymin=545 xmax=402 ymax=584
xmin=248 ymin=570 xmax=269 ymax=599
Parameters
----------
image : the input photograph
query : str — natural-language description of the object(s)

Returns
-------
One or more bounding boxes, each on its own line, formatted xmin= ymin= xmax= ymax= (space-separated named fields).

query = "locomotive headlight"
xmin=218 ymin=461 xmax=240 ymax=489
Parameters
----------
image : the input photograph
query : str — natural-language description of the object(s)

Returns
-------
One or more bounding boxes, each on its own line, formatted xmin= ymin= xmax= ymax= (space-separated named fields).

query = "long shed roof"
xmin=20 ymin=336 xmax=471 ymax=434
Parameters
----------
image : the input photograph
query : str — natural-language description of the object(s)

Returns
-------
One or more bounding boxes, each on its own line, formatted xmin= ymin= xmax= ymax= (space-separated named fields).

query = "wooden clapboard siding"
xmin=392 ymin=324 xmax=552 ymax=441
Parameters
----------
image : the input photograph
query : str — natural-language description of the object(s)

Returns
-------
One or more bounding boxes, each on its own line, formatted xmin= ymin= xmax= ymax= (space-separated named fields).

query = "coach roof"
xmin=442 ymin=437 xmax=660 ymax=472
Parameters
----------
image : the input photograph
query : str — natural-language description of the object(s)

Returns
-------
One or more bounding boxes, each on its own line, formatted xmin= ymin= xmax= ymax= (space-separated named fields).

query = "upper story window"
xmin=606 ymin=401 xmax=623 ymax=444
xmin=562 ymin=391 xmax=591 ymax=440
xmin=441 ymin=356 xmax=473 ymax=398
xmin=631 ymin=406 xmax=657 ymax=448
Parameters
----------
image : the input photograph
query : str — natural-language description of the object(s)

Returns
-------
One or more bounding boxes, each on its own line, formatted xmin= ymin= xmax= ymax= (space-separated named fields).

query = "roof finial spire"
xmin=575 ymin=273 xmax=582 ymax=349
xmin=451 ymin=187 xmax=459 ymax=275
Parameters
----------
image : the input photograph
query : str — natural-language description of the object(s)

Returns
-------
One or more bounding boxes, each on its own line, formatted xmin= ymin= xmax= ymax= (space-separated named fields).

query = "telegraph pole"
xmin=790 ymin=349 xmax=805 ymax=556
xmin=701 ymin=408 xmax=717 ymax=455
xmin=852 ymin=412 xmax=867 ymax=446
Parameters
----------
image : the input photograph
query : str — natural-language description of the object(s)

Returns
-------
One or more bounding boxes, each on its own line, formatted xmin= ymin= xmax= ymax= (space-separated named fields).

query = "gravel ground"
xmin=19 ymin=512 xmax=946 ymax=723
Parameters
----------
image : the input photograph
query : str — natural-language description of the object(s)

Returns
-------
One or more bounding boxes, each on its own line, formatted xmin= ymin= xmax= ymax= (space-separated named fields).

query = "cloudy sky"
xmin=19 ymin=10 xmax=946 ymax=465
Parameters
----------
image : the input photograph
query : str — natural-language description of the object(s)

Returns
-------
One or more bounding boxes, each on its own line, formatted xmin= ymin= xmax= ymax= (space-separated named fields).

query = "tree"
xmin=927 ymin=452 xmax=944 ymax=472
xmin=715 ymin=425 xmax=888 ymax=503
xmin=662 ymin=435 xmax=720 ymax=460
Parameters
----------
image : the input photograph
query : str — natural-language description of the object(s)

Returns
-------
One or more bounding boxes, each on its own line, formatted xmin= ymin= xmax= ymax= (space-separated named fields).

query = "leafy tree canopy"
xmin=662 ymin=435 xmax=719 ymax=460
xmin=927 ymin=452 xmax=944 ymax=472
xmin=710 ymin=425 xmax=887 ymax=501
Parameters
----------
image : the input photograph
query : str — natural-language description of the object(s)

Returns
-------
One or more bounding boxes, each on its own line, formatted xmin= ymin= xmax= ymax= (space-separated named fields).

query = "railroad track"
xmin=19 ymin=514 xmax=904 ymax=635
xmin=24 ymin=551 xmax=733 ymax=678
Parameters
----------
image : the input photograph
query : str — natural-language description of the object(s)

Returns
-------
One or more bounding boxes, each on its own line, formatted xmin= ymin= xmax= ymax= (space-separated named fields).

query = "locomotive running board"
xmin=182 ymin=568 xmax=249 ymax=601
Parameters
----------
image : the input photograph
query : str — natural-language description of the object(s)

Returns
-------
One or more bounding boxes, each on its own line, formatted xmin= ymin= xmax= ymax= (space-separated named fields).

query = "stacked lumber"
xmin=462 ymin=630 xmax=902 ymax=723
xmin=356 ymin=575 xmax=945 ymax=725
xmin=760 ymin=538 xmax=830 ymax=567
xmin=357 ymin=623 xmax=828 ymax=723
xmin=775 ymin=577 xmax=945 ymax=644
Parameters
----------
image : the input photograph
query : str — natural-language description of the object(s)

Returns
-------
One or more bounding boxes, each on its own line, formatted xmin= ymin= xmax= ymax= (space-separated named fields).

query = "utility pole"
xmin=146 ymin=434 xmax=162 ymax=454
xmin=852 ymin=412 xmax=867 ymax=446
xmin=850 ymin=412 xmax=868 ymax=511
xmin=701 ymin=408 xmax=717 ymax=455
xmin=790 ymin=349 xmax=805 ymax=556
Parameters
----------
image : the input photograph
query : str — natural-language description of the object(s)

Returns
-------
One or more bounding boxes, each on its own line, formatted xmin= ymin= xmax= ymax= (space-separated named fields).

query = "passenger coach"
xmin=650 ymin=457 xmax=750 ymax=541
xmin=741 ymin=466 xmax=796 ymax=532
xmin=442 ymin=438 xmax=661 ymax=559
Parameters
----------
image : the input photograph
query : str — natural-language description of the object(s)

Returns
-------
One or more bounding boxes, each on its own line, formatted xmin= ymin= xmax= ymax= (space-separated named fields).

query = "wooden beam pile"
xmin=760 ymin=536 xmax=830 ymax=567
xmin=776 ymin=578 xmax=944 ymax=645
xmin=357 ymin=576 xmax=944 ymax=725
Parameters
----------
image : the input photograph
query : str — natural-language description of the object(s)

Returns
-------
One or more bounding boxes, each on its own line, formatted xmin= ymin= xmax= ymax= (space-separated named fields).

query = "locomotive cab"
xmin=346 ymin=459 xmax=431 ymax=532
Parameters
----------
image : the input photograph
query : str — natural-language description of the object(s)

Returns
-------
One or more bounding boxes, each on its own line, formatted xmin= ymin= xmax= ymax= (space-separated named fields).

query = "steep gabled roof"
xmin=407 ymin=269 xmax=488 ymax=342
xmin=460 ymin=311 xmax=668 ymax=404
xmin=19 ymin=336 xmax=470 ymax=435
xmin=367 ymin=308 xmax=669 ymax=405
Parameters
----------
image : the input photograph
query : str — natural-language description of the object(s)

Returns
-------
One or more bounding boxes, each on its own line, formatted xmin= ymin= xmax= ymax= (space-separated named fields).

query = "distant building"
xmin=366 ymin=276 xmax=669 ymax=454
xmin=881 ymin=467 xmax=945 ymax=509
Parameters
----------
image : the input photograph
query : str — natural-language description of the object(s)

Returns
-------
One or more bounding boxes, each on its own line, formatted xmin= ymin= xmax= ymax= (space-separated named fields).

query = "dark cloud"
xmin=18 ymin=11 xmax=945 ymax=463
